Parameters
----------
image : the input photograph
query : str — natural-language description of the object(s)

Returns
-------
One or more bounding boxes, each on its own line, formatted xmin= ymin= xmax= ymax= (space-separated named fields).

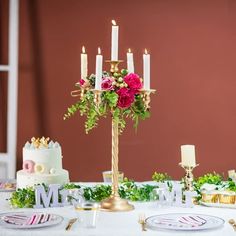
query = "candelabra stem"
xmin=111 ymin=119 xmax=119 ymax=197
xmin=184 ymin=167 xmax=194 ymax=191
xmin=179 ymin=163 xmax=199 ymax=191
xmin=100 ymin=117 xmax=134 ymax=211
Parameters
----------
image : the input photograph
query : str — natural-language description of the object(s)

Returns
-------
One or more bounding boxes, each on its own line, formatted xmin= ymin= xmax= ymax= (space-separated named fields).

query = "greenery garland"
xmin=9 ymin=178 xmax=160 ymax=208
xmin=10 ymin=172 xmax=236 ymax=208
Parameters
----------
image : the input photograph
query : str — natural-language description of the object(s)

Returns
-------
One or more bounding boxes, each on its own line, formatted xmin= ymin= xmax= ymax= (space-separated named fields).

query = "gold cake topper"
xmin=31 ymin=137 xmax=50 ymax=148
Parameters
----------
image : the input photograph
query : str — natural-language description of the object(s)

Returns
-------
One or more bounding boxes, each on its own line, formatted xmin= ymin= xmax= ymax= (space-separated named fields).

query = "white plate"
xmin=0 ymin=179 xmax=16 ymax=192
xmin=0 ymin=188 xmax=15 ymax=193
xmin=200 ymin=200 xmax=236 ymax=209
xmin=145 ymin=213 xmax=224 ymax=231
xmin=0 ymin=212 xmax=63 ymax=229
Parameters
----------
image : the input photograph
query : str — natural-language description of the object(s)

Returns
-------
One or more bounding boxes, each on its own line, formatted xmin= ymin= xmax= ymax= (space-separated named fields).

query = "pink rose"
xmin=124 ymin=73 xmax=142 ymax=91
xmin=116 ymin=88 xmax=135 ymax=108
xmin=102 ymin=77 xmax=113 ymax=90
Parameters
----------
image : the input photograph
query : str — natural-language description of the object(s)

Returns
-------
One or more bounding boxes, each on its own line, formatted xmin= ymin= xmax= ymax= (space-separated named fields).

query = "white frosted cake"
xmin=17 ymin=137 xmax=69 ymax=189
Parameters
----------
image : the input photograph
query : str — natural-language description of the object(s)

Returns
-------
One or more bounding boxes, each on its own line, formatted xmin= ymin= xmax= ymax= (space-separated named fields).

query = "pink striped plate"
xmin=0 ymin=212 xmax=63 ymax=229
xmin=145 ymin=213 xmax=224 ymax=231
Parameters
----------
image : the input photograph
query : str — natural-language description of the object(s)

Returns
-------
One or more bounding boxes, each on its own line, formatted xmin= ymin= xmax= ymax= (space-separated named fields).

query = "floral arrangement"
xmin=64 ymin=69 xmax=150 ymax=133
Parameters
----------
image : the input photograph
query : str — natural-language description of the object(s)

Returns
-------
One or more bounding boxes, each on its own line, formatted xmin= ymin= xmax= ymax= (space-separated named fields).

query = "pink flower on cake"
xmin=101 ymin=77 xmax=114 ymax=90
xmin=123 ymin=73 xmax=142 ymax=91
xmin=116 ymin=88 xmax=135 ymax=108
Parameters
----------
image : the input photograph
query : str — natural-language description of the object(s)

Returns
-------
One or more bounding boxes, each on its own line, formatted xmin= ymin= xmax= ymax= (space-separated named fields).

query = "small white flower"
xmin=118 ymin=77 xmax=123 ymax=82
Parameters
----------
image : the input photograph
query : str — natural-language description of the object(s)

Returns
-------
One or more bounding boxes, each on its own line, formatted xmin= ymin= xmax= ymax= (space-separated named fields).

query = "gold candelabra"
xmin=179 ymin=163 xmax=199 ymax=191
xmin=140 ymin=89 xmax=156 ymax=110
xmin=71 ymin=60 xmax=155 ymax=211
xmin=105 ymin=60 xmax=123 ymax=73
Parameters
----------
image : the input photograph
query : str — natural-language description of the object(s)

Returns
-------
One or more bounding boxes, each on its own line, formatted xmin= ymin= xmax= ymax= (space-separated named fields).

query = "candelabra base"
xmin=100 ymin=195 xmax=134 ymax=212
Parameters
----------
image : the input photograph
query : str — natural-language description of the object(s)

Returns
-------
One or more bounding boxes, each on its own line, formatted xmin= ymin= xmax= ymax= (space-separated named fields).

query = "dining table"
xmin=0 ymin=182 xmax=236 ymax=236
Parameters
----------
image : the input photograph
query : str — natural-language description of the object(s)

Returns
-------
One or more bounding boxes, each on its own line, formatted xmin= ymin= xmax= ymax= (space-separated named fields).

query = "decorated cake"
xmin=17 ymin=137 xmax=69 ymax=189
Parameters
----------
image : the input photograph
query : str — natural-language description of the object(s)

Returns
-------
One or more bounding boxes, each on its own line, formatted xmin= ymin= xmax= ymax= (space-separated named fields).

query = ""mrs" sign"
xmin=34 ymin=184 xmax=75 ymax=208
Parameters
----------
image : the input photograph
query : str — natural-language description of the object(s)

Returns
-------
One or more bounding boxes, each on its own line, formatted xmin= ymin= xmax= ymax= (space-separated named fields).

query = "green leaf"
xmin=83 ymin=185 xmax=112 ymax=202
xmin=10 ymin=187 xmax=36 ymax=208
xmin=193 ymin=172 xmax=223 ymax=200
xmin=88 ymin=74 xmax=95 ymax=87
xmin=103 ymin=91 xmax=118 ymax=108
xmin=85 ymin=105 xmax=99 ymax=134
xmin=121 ymin=69 xmax=128 ymax=76
xmin=63 ymin=183 xmax=81 ymax=189
xmin=152 ymin=172 xmax=172 ymax=182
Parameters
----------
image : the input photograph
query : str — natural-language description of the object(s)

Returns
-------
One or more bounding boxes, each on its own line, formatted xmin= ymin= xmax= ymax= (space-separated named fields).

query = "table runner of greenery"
xmin=9 ymin=172 xmax=236 ymax=208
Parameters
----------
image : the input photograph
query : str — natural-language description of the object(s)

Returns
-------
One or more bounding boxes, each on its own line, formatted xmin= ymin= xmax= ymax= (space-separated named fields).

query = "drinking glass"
xmin=102 ymin=171 xmax=124 ymax=183
xmin=74 ymin=202 xmax=100 ymax=228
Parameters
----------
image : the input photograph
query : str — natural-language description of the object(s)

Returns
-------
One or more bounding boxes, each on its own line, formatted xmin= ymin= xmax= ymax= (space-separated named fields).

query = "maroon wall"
xmin=1 ymin=0 xmax=236 ymax=181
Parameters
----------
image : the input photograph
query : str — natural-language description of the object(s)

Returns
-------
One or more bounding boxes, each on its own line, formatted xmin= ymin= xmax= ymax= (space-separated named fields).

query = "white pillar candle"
xmin=95 ymin=47 xmax=103 ymax=90
xmin=81 ymin=46 xmax=88 ymax=79
xmin=143 ymin=49 xmax=150 ymax=90
xmin=228 ymin=170 xmax=235 ymax=178
xmin=111 ymin=20 xmax=119 ymax=61
xmin=181 ymin=145 xmax=196 ymax=167
xmin=127 ymin=48 xmax=134 ymax=73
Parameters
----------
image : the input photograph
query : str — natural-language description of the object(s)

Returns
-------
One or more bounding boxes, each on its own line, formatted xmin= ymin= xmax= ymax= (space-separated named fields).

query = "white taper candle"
xmin=143 ymin=49 xmax=150 ymax=90
xmin=81 ymin=46 xmax=88 ymax=79
xmin=127 ymin=48 xmax=134 ymax=73
xmin=95 ymin=47 xmax=103 ymax=90
xmin=111 ymin=20 xmax=119 ymax=61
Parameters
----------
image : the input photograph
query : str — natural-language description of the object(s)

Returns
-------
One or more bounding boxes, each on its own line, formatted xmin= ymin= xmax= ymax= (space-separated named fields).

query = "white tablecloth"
xmin=1 ymin=184 xmax=236 ymax=236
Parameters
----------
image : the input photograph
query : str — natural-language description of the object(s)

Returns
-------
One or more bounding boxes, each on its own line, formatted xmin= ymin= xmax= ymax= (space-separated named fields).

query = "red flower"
xmin=124 ymin=73 xmax=142 ymax=91
xmin=102 ymin=77 xmax=113 ymax=90
xmin=79 ymin=78 xmax=90 ymax=88
xmin=79 ymin=79 xmax=85 ymax=86
xmin=116 ymin=88 xmax=135 ymax=108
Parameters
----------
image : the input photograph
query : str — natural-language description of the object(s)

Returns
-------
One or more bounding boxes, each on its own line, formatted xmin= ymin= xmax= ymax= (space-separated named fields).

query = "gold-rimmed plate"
xmin=145 ymin=213 xmax=224 ymax=231
xmin=0 ymin=179 xmax=16 ymax=192
xmin=0 ymin=212 xmax=63 ymax=229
